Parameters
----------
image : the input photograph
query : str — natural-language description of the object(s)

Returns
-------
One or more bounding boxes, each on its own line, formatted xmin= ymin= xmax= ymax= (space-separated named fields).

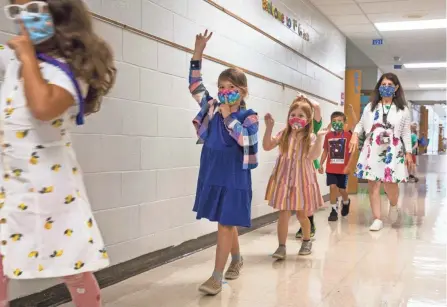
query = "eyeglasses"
xmin=4 ymin=1 xmax=49 ymax=20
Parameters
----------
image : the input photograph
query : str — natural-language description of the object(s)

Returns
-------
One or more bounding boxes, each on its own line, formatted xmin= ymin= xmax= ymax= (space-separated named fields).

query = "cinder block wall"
xmin=0 ymin=0 xmax=345 ymax=299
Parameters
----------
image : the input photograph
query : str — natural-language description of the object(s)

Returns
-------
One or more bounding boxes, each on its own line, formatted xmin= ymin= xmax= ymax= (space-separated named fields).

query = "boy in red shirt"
xmin=319 ymin=111 xmax=355 ymax=221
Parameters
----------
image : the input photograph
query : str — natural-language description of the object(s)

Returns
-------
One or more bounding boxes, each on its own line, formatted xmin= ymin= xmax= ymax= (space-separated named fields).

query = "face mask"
xmin=218 ymin=89 xmax=241 ymax=105
xmin=379 ymin=85 xmax=395 ymax=98
xmin=332 ymin=121 xmax=344 ymax=131
xmin=16 ymin=12 xmax=55 ymax=45
xmin=289 ymin=117 xmax=308 ymax=129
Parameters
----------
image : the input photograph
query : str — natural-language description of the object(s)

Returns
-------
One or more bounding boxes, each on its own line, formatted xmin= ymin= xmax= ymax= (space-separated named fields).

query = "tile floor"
xmin=63 ymin=155 xmax=447 ymax=307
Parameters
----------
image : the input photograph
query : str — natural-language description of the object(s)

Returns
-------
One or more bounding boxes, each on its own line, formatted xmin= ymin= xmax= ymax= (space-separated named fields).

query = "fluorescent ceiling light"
xmin=375 ymin=19 xmax=447 ymax=31
xmin=418 ymin=84 xmax=447 ymax=88
xmin=404 ymin=62 xmax=447 ymax=69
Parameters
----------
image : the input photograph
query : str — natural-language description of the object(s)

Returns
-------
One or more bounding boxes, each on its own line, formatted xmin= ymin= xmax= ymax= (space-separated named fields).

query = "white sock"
xmin=343 ymin=200 xmax=349 ymax=205
xmin=331 ymin=204 xmax=338 ymax=211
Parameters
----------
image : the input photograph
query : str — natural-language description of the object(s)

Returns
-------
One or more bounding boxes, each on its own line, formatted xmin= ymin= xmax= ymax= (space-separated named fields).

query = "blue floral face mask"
xmin=379 ymin=85 xmax=395 ymax=98
xmin=218 ymin=89 xmax=241 ymax=105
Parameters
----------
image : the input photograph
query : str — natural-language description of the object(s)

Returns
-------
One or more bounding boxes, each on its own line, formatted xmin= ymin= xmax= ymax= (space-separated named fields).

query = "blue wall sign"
xmin=394 ymin=64 xmax=403 ymax=69
xmin=372 ymin=39 xmax=383 ymax=45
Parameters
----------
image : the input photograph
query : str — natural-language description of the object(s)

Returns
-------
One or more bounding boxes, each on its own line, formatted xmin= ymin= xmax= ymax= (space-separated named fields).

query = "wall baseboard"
xmin=11 ymin=194 xmax=329 ymax=307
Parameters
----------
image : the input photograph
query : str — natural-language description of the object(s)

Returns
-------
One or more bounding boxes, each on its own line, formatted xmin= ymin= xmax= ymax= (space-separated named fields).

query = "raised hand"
xmin=194 ymin=30 xmax=213 ymax=54
xmin=7 ymin=21 xmax=35 ymax=63
xmin=264 ymin=113 xmax=275 ymax=129
xmin=317 ymin=127 xmax=329 ymax=137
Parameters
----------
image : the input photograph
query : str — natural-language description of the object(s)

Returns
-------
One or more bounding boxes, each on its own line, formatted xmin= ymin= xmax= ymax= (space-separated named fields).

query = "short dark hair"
xmin=331 ymin=111 xmax=346 ymax=122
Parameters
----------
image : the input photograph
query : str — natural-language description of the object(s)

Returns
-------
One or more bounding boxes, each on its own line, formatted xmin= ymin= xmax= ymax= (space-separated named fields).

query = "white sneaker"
xmin=389 ymin=205 xmax=400 ymax=223
xmin=369 ymin=219 xmax=383 ymax=231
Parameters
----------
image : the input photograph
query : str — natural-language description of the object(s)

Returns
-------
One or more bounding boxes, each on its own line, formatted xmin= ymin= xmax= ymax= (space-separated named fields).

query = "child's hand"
xmin=317 ymin=127 xmax=329 ymax=137
xmin=220 ymin=104 xmax=231 ymax=119
xmin=343 ymin=166 xmax=350 ymax=174
xmin=195 ymin=30 xmax=213 ymax=53
xmin=7 ymin=22 xmax=35 ymax=63
xmin=264 ymin=113 xmax=275 ymax=129
xmin=318 ymin=166 xmax=324 ymax=174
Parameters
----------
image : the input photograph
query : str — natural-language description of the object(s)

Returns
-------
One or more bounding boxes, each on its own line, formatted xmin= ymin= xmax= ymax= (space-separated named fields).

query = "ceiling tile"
xmin=329 ymin=14 xmax=370 ymax=25
xmin=310 ymin=0 xmax=355 ymax=4
xmin=315 ymin=3 xmax=363 ymax=16
xmin=367 ymin=11 xmax=447 ymax=22
xmin=339 ymin=24 xmax=379 ymax=32
xmin=359 ymin=0 xmax=446 ymax=14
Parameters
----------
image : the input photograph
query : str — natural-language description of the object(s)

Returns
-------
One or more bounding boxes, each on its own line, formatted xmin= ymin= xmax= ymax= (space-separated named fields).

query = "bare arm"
xmin=22 ymin=57 xmax=74 ymax=121
xmin=308 ymin=134 xmax=325 ymax=160
xmin=346 ymin=104 xmax=358 ymax=131
xmin=320 ymin=149 xmax=328 ymax=167
xmin=263 ymin=126 xmax=277 ymax=151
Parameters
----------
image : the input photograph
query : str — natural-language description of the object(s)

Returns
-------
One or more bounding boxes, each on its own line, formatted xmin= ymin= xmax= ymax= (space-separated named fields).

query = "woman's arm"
xmin=401 ymin=108 xmax=412 ymax=153
xmin=353 ymin=103 xmax=369 ymax=136
xmin=189 ymin=31 xmax=213 ymax=108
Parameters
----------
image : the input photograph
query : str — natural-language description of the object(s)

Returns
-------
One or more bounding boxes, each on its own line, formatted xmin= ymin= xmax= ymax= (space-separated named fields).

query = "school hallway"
xmin=58 ymin=155 xmax=446 ymax=307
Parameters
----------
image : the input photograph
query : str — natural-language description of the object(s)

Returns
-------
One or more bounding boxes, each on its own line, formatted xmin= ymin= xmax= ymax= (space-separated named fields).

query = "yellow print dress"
xmin=0 ymin=45 xmax=109 ymax=279
xmin=265 ymin=131 xmax=324 ymax=215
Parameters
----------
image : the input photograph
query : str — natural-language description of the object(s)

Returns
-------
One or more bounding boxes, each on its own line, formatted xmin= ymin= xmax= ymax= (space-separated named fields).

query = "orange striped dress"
xmin=265 ymin=131 xmax=324 ymax=214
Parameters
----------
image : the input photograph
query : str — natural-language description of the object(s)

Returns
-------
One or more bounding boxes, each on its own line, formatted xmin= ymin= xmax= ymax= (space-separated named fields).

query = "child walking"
xmin=319 ymin=111 xmax=356 ymax=221
xmin=189 ymin=31 xmax=259 ymax=295
xmin=264 ymin=97 xmax=327 ymax=258
xmin=409 ymin=123 xmax=419 ymax=182
xmin=0 ymin=1 xmax=116 ymax=306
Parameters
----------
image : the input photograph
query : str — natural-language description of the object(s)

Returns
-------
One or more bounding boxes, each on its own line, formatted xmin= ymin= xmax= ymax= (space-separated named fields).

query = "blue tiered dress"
xmin=193 ymin=111 xmax=254 ymax=227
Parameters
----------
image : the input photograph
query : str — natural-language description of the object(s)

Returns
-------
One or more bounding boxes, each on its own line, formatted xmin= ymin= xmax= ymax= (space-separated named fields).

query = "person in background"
xmin=409 ymin=123 xmax=419 ymax=183
xmin=189 ymin=30 xmax=259 ymax=295
xmin=349 ymin=73 xmax=414 ymax=231
xmin=295 ymin=96 xmax=321 ymax=239
xmin=0 ymin=0 xmax=116 ymax=306
xmin=264 ymin=97 xmax=328 ymax=258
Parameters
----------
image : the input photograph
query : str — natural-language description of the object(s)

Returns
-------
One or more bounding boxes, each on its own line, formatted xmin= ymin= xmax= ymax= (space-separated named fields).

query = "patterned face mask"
xmin=218 ymin=89 xmax=241 ymax=105
xmin=288 ymin=117 xmax=308 ymax=129
xmin=331 ymin=121 xmax=344 ymax=131
xmin=379 ymin=85 xmax=395 ymax=98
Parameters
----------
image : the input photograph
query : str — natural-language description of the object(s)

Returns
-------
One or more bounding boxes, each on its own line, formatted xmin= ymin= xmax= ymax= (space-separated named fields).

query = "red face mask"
xmin=288 ymin=117 xmax=308 ymax=129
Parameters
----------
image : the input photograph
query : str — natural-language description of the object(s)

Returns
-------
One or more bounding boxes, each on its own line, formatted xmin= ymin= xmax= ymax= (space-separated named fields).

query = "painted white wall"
xmin=0 ymin=0 xmax=346 ymax=298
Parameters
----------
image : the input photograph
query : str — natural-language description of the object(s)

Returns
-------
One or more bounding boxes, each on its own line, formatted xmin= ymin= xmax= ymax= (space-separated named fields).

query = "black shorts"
xmin=326 ymin=173 xmax=348 ymax=189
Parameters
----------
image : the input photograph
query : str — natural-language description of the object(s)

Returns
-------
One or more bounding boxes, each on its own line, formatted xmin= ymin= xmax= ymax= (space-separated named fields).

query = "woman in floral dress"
xmin=349 ymin=73 xmax=414 ymax=231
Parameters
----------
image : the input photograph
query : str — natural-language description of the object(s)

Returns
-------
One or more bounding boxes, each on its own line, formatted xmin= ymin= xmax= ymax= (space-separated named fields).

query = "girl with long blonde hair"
xmin=263 ymin=97 xmax=327 ymax=257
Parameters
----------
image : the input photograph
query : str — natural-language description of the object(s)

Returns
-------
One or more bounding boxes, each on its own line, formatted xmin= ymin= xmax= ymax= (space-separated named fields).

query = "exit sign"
xmin=372 ymin=39 xmax=383 ymax=45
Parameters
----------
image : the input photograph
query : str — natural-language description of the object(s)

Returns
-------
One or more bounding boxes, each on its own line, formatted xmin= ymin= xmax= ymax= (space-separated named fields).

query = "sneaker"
xmin=198 ymin=277 xmax=222 ymax=295
xmin=299 ymin=240 xmax=312 ymax=255
xmin=295 ymin=228 xmax=303 ymax=239
xmin=224 ymin=258 xmax=243 ymax=280
xmin=341 ymin=199 xmax=351 ymax=217
xmin=369 ymin=219 xmax=383 ymax=231
xmin=328 ymin=208 xmax=338 ymax=221
xmin=389 ymin=205 xmax=400 ymax=224
xmin=272 ymin=246 xmax=286 ymax=260
xmin=310 ymin=224 xmax=316 ymax=238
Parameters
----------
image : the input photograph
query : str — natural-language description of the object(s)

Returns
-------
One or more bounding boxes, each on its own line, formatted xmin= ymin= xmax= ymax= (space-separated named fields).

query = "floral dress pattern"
xmin=0 ymin=46 xmax=109 ymax=279
xmin=355 ymin=104 xmax=409 ymax=183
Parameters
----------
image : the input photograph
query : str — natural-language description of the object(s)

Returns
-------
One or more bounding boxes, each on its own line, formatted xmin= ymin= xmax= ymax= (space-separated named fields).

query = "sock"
xmin=231 ymin=253 xmax=241 ymax=263
xmin=331 ymin=204 xmax=338 ymax=211
xmin=343 ymin=199 xmax=350 ymax=205
xmin=308 ymin=215 xmax=314 ymax=226
xmin=279 ymin=244 xmax=286 ymax=247
xmin=212 ymin=270 xmax=223 ymax=282
xmin=303 ymin=239 xmax=310 ymax=242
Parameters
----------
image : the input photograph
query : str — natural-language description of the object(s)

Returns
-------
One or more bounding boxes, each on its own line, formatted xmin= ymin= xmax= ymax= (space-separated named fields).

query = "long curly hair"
xmin=278 ymin=97 xmax=314 ymax=155
xmin=36 ymin=0 xmax=116 ymax=115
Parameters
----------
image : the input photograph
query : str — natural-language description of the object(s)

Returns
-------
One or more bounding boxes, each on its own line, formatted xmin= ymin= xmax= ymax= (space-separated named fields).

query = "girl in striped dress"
xmin=263 ymin=97 xmax=327 ymax=257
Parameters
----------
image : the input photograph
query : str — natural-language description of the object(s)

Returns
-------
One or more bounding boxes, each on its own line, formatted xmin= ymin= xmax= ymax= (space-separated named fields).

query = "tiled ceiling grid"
xmin=310 ymin=0 xmax=447 ymax=89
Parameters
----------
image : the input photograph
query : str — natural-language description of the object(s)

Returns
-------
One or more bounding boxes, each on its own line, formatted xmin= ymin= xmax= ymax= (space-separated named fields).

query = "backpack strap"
xmin=36 ymin=53 xmax=85 ymax=125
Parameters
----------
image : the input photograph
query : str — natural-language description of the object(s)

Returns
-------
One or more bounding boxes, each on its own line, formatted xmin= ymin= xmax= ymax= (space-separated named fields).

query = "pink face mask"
xmin=289 ymin=117 xmax=308 ymax=129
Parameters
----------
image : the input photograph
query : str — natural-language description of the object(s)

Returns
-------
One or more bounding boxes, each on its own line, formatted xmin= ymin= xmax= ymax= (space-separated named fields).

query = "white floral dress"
xmin=355 ymin=104 xmax=409 ymax=183
xmin=0 ymin=45 xmax=109 ymax=279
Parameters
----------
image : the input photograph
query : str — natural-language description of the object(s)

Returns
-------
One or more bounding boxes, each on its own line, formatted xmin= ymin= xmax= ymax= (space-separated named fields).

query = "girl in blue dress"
xmin=189 ymin=31 xmax=259 ymax=295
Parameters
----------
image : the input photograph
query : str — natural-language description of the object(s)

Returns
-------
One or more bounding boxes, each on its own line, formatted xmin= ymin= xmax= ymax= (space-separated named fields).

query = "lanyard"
xmin=381 ymin=102 xmax=393 ymax=128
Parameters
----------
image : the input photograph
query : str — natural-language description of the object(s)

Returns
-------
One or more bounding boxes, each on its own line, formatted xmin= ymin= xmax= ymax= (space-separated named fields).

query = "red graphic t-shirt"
xmin=323 ymin=131 xmax=352 ymax=174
